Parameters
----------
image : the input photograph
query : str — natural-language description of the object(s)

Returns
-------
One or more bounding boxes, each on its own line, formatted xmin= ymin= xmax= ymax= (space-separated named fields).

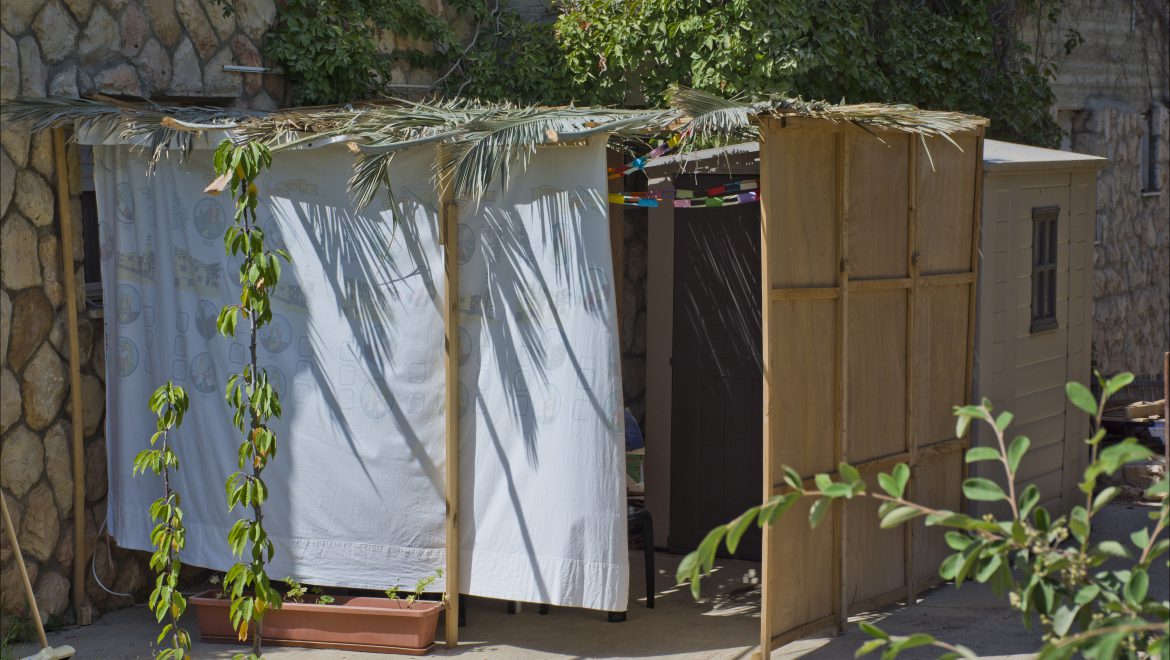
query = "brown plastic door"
xmin=668 ymin=174 xmax=763 ymax=560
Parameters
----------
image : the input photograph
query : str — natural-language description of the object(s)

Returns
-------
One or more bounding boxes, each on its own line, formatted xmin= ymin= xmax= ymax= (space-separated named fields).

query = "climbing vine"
xmin=134 ymin=382 xmax=192 ymax=660
xmin=261 ymin=0 xmax=487 ymax=106
xmin=210 ymin=140 xmax=285 ymax=658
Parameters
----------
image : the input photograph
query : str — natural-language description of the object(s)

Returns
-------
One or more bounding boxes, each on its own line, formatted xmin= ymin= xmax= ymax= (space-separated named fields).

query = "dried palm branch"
xmin=668 ymin=85 xmax=985 ymax=145
xmin=2 ymin=91 xmax=982 ymax=201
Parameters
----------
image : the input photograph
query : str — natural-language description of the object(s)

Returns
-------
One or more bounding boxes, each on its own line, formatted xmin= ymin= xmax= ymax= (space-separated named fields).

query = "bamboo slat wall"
xmin=757 ymin=117 xmax=984 ymax=655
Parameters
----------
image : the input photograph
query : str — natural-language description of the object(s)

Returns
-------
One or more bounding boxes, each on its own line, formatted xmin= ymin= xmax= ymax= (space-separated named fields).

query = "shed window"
xmin=1141 ymin=109 xmax=1162 ymax=193
xmin=1030 ymin=206 xmax=1059 ymax=333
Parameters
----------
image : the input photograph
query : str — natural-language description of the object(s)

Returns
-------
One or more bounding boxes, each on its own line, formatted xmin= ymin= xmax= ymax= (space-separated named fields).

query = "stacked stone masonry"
xmin=1072 ymin=106 xmax=1170 ymax=379
xmin=1 ymin=0 xmax=281 ymax=631
xmin=1037 ymin=0 xmax=1170 ymax=379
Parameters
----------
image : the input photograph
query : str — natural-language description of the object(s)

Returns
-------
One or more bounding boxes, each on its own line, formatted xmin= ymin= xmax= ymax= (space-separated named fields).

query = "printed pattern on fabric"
xmin=96 ymin=139 xmax=628 ymax=612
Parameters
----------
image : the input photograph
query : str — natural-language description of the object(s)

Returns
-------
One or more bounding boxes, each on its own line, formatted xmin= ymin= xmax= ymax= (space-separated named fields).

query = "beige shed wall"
xmin=973 ymin=166 xmax=1098 ymax=517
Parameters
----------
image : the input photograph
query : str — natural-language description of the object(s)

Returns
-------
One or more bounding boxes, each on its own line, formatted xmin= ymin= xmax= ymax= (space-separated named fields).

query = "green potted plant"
xmin=185 ymin=139 xmax=445 ymax=655
xmin=192 ymin=574 xmax=445 ymax=654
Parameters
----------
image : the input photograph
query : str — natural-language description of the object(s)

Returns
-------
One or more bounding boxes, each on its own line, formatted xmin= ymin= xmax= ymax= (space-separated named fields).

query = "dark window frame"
xmin=1030 ymin=205 xmax=1059 ymax=334
xmin=1142 ymin=109 xmax=1162 ymax=194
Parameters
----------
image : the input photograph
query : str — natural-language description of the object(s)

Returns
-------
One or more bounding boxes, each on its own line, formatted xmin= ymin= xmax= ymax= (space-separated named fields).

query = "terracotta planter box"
xmin=189 ymin=591 xmax=444 ymax=655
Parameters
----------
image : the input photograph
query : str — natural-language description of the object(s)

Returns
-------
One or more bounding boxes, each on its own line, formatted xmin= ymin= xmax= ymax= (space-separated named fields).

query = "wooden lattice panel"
xmin=758 ymin=118 xmax=983 ymax=654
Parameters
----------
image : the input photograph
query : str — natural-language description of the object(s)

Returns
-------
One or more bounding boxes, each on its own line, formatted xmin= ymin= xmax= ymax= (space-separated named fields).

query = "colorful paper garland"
xmin=607 ymin=133 xmax=689 ymax=180
xmin=608 ymin=179 xmax=760 ymax=208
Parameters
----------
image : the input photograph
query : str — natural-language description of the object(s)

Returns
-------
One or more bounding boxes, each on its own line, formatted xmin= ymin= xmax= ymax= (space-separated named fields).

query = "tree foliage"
xmin=256 ymin=0 xmax=1072 ymax=146
xmin=677 ymin=373 xmax=1170 ymax=658
xmin=260 ymin=0 xmax=487 ymax=106
xmin=467 ymin=0 xmax=1071 ymax=146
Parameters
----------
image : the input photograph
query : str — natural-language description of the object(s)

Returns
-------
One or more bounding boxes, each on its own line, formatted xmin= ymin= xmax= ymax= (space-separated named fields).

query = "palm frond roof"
xmin=1 ymin=89 xmax=986 ymax=204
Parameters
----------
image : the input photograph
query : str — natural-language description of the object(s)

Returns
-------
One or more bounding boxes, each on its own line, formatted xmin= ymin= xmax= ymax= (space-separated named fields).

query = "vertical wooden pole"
xmin=607 ymin=150 xmax=625 ymax=328
xmin=440 ymin=163 xmax=460 ymax=648
xmin=904 ymin=136 xmax=919 ymax=604
xmin=965 ymin=129 xmax=985 ymax=407
xmin=1 ymin=493 xmax=49 ymax=647
xmin=834 ymin=128 xmax=850 ymax=631
xmin=756 ymin=119 xmax=774 ymax=660
xmin=53 ymin=128 xmax=87 ymax=624
xmin=959 ymin=130 xmax=985 ymax=518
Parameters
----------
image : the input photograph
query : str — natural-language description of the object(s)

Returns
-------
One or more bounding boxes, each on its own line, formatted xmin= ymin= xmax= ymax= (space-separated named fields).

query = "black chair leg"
xmin=642 ymin=511 xmax=654 ymax=609
xmin=607 ymin=611 xmax=627 ymax=622
xmin=538 ymin=604 xmax=550 ymax=615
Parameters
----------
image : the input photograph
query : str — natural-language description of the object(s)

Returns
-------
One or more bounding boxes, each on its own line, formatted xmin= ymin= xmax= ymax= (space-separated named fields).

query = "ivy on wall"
xmin=254 ymin=0 xmax=1076 ymax=147
xmin=255 ymin=0 xmax=487 ymax=105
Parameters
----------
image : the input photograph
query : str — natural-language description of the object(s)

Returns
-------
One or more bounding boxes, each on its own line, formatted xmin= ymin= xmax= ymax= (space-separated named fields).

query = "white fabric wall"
xmin=97 ymin=137 xmax=627 ymax=612
xmin=455 ymin=140 xmax=628 ymax=610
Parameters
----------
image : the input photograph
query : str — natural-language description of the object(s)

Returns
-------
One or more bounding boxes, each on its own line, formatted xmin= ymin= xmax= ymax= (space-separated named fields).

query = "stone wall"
xmin=1032 ymin=0 xmax=1168 ymax=114
xmin=1071 ymin=106 xmax=1170 ymax=378
xmin=1 ymin=0 xmax=280 ymax=630
xmin=1 ymin=0 xmax=281 ymax=104
xmin=1031 ymin=0 xmax=1170 ymax=379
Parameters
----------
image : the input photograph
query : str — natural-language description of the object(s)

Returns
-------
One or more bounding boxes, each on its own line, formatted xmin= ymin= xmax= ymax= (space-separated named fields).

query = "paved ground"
xmin=10 ymin=503 xmax=1165 ymax=660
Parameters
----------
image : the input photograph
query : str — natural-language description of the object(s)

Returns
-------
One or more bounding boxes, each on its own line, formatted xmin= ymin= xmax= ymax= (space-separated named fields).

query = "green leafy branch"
xmin=133 ymin=382 xmax=192 ymax=660
xmin=383 ymin=568 xmax=443 ymax=608
xmin=677 ymin=372 xmax=1169 ymax=659
xmin=209 ymin=140 xmax=286 ymax=659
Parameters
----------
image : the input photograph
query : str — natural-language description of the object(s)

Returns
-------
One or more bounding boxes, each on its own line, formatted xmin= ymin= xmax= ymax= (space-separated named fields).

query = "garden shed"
xmin=5 ymin=94 xmax=985 ymax=655
xmin=971 ymin=140 xmax=1106 ymax=517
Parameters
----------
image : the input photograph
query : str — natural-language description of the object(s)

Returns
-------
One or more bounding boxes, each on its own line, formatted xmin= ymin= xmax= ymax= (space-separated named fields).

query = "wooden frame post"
xmin=440 ymin=166 xmax=460 ymax=648
xmin=904 ymin=137 xmax=919 ymax=605
xmin=833 ymin=128 xmax=850 ymax=633
xmin=53 ymin=128 xmax=87 ymax=624
xmin=757 ymin=121 xmax=774 ymax=660
xmin=959 ymin=130 xmax=986 ymax=516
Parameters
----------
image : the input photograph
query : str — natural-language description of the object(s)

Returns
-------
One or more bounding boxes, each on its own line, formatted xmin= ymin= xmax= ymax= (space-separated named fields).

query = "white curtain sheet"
xmin=96 ymin=137 xmax=628 ymax=612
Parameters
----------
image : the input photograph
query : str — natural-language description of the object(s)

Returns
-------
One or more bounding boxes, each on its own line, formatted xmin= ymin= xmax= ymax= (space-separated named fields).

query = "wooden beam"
xmin=757 ymin=117 xmax=776 ymax=660
xmin=769 ymin=286 xmax=839 ymax=301
xmin=918 ymin=272 xmax=976 ymax=287
xmin=960 ymin=131 xmax=986 ymax=514
xmin=608 ymin=150 xmax=625 ymax=326
xmin=848 ymin=585 xmax=914 ymax=616
xmin=918 ymin=436 xmax=969 ymax=460
xmin=767 ymin=437 xmax=969 ymax=495
xmin=53 ymin=128 xmax=87 ymax=624
xmin=904 ymin=134 xmax=919 ymax=606
xmin=439 ymin=161 xmax=460 ymax=648
xmin=768 ymin=614 xmax=838 ymax=649
xmin=847 ymin=277 xmax=912 ymax=292
xmin=833 ymin=129 xmax=850 ymax=634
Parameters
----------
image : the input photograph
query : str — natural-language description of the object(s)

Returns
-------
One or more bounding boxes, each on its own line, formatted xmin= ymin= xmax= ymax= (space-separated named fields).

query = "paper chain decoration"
xmin=607 ymin=132 xmax=689 ymax=180
xmin=608 ymin=179 xmax=759 ymax=208
xmin=607 ymin=132 xmax=759 ymax=208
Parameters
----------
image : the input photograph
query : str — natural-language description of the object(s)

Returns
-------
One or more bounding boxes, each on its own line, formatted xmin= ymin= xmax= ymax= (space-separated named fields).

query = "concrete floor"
xmin=10 ymin=503 xmax=1166 ymax=660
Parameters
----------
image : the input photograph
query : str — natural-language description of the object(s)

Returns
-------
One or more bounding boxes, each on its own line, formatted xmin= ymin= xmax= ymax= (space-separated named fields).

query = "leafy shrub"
xmin=677 ymin=373 xmax=1169 ymax=659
